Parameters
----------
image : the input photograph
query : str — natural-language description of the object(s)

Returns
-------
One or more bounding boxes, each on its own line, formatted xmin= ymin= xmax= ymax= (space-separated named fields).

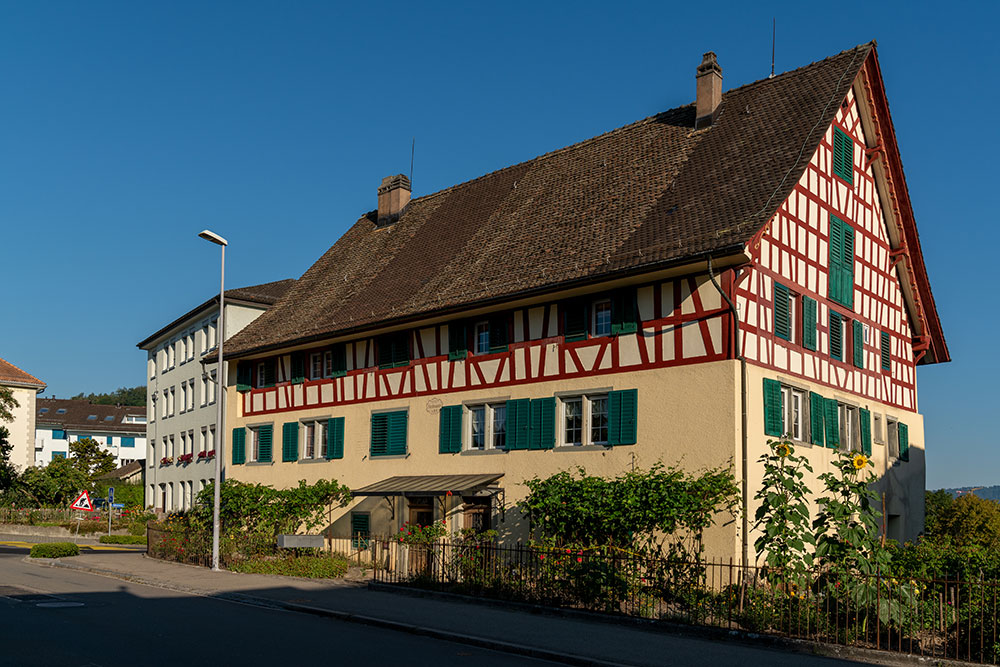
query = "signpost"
xmin=107 ymin=487 xmax=114 ymax=536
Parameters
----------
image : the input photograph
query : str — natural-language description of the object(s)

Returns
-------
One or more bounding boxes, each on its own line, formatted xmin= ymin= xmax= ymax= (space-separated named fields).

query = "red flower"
xmin=576 ymin=557 xmax=582 ymax=563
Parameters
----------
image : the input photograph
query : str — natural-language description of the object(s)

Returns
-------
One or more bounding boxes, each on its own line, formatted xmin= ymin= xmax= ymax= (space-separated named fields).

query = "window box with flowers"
xmin=178 ymin=453 xmax=194 ymax=464
xmin=397 ymin=520 xmax=449 ymax=545
xmin=160 ymin=456 xmax=173 ymax=465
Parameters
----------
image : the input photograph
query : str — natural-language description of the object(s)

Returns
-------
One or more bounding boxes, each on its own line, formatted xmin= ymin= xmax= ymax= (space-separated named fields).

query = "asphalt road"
xmin=0 ymin=553 xmax=554 ymax=667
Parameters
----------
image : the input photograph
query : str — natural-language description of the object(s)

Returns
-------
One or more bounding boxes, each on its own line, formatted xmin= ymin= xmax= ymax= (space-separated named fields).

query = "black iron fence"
xmin=372 ymin=539 xmax=1000 ymax=664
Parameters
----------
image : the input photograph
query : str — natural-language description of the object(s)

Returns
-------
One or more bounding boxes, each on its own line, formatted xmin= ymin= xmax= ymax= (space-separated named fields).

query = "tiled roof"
xmin=136 ymin=279 xmax=295 ymax=349
xmin=225 ymin=43 xmax=943 ymax=362
xmin=96 ymin=460 xmax=144 ymax=480
xmin=0 ymin=357 xmax=45 ymax=389
xmin=36 ymin=399 xmax=146 ymax=433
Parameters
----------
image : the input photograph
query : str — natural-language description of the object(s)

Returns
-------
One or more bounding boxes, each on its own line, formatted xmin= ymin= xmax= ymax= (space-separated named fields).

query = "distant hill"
xmin=940 ymin=486 xmax=1000 ymax=502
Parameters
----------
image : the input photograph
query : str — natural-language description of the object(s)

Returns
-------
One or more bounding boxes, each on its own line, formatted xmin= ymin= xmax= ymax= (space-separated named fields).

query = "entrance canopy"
xmin=352 ymin=474 xmax=503 ymax=497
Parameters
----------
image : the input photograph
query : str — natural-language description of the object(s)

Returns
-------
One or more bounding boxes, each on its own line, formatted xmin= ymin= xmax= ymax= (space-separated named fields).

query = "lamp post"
xmin=198 ymin=229 xmax=227 ymax=571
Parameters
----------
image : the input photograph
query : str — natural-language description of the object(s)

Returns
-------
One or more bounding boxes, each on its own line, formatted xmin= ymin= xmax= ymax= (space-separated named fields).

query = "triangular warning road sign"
xmin=70 ymin=490 xmax=94 ymax=512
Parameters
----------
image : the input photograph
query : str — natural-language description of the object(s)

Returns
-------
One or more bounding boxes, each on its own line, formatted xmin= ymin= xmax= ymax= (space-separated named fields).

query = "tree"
xmin=19 ymin=458 xmax=88 ymax=506
xmin=924 ymin=489 xmax=954 ymax=539
xmin=0 ymin=427 xmax=17 ymax=492
xmin=70 ymin=386 xmax=146 ymax=407
xmin=938 ymin=494 xmax=1000 ymax=550
xmin=69 ymin=438 xmax=116 ymax=478
xmin=0 ymin=386 xmax=19 ymax=423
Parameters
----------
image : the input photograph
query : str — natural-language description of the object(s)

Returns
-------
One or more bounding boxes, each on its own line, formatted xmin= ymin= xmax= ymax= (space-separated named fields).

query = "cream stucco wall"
xmin=226 ymin=359 xmax=743 ymax=561
xmin=4 ymin=386 xmax=39 ymax=471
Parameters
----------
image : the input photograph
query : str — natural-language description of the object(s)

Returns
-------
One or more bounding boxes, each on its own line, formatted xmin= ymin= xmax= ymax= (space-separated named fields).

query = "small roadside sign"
xmin=110 ymin=503 xmax=124 ymax=509
xmin=108 ymin=487 xmax=114 ymax=504
xmin=70 ymin=490 xmax=94 ymax=512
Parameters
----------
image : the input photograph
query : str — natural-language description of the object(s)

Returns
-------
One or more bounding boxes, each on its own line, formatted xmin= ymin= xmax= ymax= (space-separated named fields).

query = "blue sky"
xmin=0 ymin=2 xmax=994 ymax=488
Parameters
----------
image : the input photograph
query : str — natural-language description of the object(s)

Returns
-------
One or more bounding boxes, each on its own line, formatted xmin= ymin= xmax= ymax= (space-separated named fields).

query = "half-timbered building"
xmin=221 ymin=43 xmax=948 ymax=562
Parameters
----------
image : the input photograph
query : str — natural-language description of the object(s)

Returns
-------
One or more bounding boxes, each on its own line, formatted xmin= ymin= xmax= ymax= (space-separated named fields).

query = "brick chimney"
xmin=377 ymin=174 xmax=411 ymax=225
xmin=695 ymin=51 xmax=723 ymax=130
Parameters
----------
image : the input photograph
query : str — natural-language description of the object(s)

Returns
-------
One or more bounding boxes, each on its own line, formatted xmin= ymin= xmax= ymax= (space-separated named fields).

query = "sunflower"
xmin=776 ymin=443 xmax=792 ymax=458
xmin=852 ymin=453 xmax=869 ymax=470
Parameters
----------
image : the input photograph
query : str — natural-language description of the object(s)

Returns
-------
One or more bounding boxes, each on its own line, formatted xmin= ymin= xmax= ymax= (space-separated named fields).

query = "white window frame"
xmin=301 ymin=419 xmax=328 ymax=459
xmin=247 ymin=425 xmax=262 ymax=463
xmin=168 ymin=434 xmax=175 ymax=458
xmin=591 ymin=299 xmax=612 ymax=338
xmin=465 ymin=402 xmax=506 ymax=451
xmin=559 ymin=393 xmax=609 ymax=447
xmin=256 ymin=362 xmax=267 ymax=387
xmin=779 ymin=385 xmax=806 ymax=442
xmin=179 ymin=382 xmax=187 ymax=413
xmin=474 ymin=321 xmax=490 ymax=355
xmin=887 ymin=418 xmax=900 ymax=459
xmin=323 ymin=350 xmax=334 ymax=377
xmin=208 ymin=425 xmax=216 ymax=453
xmin=838 ymin=403 xmax=859 ymax=453
xmin=200 ymin=426 xmax=207 ymax=453
xmin=200 ymin=375 xmax=208 ymax=407
xmin=209 ymin=370 xmax=217 ymax=404
xmin=310 ymin=352 xmax=323 ymax=380
xmin=873 ymin=413 xmax=884 ymax=444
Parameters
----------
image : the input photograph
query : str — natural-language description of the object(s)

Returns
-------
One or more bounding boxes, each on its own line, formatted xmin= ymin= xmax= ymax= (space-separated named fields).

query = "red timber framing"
xmin=735 ymin=46 xmax=947 ymax=412
xmin=241 ymin=274 xmax=732 ymax=417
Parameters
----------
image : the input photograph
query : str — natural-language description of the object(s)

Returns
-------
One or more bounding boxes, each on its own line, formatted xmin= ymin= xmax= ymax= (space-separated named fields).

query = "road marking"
xmin=0 ymin=540 xmax=144 ymax=552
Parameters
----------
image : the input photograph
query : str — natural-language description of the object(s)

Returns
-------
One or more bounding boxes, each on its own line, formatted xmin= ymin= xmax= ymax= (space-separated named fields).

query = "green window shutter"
xmin=448 ymin=322 xmax=467 ymax=361
xmin=762 ymin=379 xmax=782 ymax=437
xmin=393 ymin=335 xmax=410 ymax=368
xmin=489 ymin=316 xmax=509 ymax=354
xmin=809 ymin=392 xmax=825 ymax=446
xmin=824 ymin=399 xmax=840 ymax=449
xmin=899 ymin=423 xmax=909 ymax=462
xmin=236 ymin=363 xmax=252 ymax=392
xmin=505 ymin=398 xmax=530 ymax=450
xmin=439 ymin=405 xmax=463 ymax=454
xmin=257 ymin=424 xmax=273 ymax=462
xmin=611 ymin=290 xmax=638 ymax=335
xmin=371 ymin=413 xmax=389 ymax=457
xmin=841 ymin=224 xmax=855 ymax=308
xmin=351 ymin=513 xmax=370 ymax=549
xmin=331 ymin=344 xmax=347 ymax=377
xmin=564 ymin=301 xmax=587 ymax=342
xmin=830 ymin=311 xmax=843 ymax=361
xmin=880 ymin=331 xmax=891 ymax=372
xmin=290 ymin=353 xmax=305 ymax=384
xmin=327 ymin=417 xmax=344 ymax=459
xmin=528 ymin=397 xmax=555 ymax=450
xmin=859 ymin=409 xmax=872 ymax=457
xmin=262 ymin=360 xmax=276 ymax=387
xmin=833 ymin=127 xmax=854 ymax=185
xmin=608 ymin=389 xmax=638 ymax=446
xmin=802 ymin=296 xmax=817 ymax=351
xmin=773 ymin=283 xmax=791 ymax=341
xmin=232 ymin=428 xmax=246 ymax=464
xmin=852 ymin=320 xmax=864 ymax=369
xmin=829 ymin=216 xmax=844 ymax=307
xmin=282 ymin=422 xmax=299 ymax=462
xmin=387 ymin=411 xmax=408 ymax=455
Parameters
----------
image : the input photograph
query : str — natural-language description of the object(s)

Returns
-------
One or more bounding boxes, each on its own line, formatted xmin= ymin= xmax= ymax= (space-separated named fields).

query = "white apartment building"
xmin=34 ymin=399 xmax=147 ymax=467
xmin=0 ymin=356 xmax=46 ymax=471
xmin=137 ymin=279 xmax=293 ymax=512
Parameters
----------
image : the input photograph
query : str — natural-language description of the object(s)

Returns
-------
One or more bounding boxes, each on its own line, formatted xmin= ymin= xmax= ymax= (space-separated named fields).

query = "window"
xmin=209 ymin=319 xmax=218 ymax=350
xmin=838 ymin=404 xmax=858 ymax=453
xmin=887 ymin=418 xmax=899 ymax=458
xmin=832 ymin=127 xmax=854 ymax=185
xmin=310 ymin=353 xmax=323 ymax=380
xmin=564 ymin=301 xmax=588 ymax=342
xmin=104 ymin=415 xmax=114 ymax=422
xmin=39 ymin=407 xmax=49 ymax=414
xmin=168 ymin=341 xmax=175 ymax=368
xmin=169 ymin=435 xmax=175 ymax=458
xmin=181 ymin=431 xmax=188 ymax=456
xmin=466 ymin=404 xmax=506 ymax=451
xmin=170 ymin=387 xmax=176 ymax=416
xmin=188 ymin=333 xmax=195 ymax=361
xmin=52 ymin=429 xmax=65 ymax=440
xmin=371 ymin=411 xmax=408 ymax=457
xmin=474 ymin=321 xmax=490 ymax=355
xmin=351 ymin=513 xmax=370 ymax=549
xmin=377 ymin=333 xmax=410 ymax=369
xmin=302 ymin=420 xmax=328 ymax=459
xmin=52 ymin=451 xmax=66 ymax=460
xmin=200 ymin=427 xmax=207 ymax=453
xmin=828 ymin=215 xmax=855 ymax=308
xmin=180 ymin=383 xmax=187 ymax=413
xmin=448 ymin=321 xmax=468 ymax=360
xmin=208 ymin=425 xmax=216 ymax=453
xmin=777 ymin=386 xmax=806 ymax=441
xmin=201 ymin=324 xmax=208 ymax=354
xmin=246 ymin=424 xmax=273 ymax=463
xmin=325 ymin=344 xmax=347 ymax=377
xmin=56 ymin=408 xmax=67 ymax=415
xmin=880 ymin=330 xmax=891 ymax=372
xmin=852 ymin=320 xmax=864 ymax=369
xmin=281 ymin=422 xmax=300 ymax=462
xmin=829 ymin=311 xmax=844 ymax=361
xmin=873 ymin=413 xmax=884 ymax=444
xmin=161 ymin=390 xmax=169 ymax=419
xmin=765 ymin=380 xmax=810 ymax=442
xmin=592 ymin=300 xmax=612 ymax=337
xmin=561 ymin=394 xmax=613 ymax=447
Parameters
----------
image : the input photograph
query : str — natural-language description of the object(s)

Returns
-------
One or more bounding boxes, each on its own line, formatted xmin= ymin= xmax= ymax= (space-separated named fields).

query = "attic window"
xmin=104 ymin=416 xmax=115 ymax=422
xmin=56 ymin=408 xmax=67 ymax=414
xmin=832 ymin=127 xmax=854 ymax=185
xmin=87 ymin=415 xmax=97 ymax=421
xmin=39 ymin=408 xmax=49 ymax=414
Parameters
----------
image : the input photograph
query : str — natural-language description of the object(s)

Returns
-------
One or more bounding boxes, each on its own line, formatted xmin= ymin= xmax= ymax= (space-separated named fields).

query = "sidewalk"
xmin=27 ymin=552 xmax=924 ymax=667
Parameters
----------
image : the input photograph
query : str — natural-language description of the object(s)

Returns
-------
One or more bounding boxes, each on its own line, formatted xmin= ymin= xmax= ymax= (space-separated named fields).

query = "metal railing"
xmin=372 ymin=539 xmax=1000 ymax=664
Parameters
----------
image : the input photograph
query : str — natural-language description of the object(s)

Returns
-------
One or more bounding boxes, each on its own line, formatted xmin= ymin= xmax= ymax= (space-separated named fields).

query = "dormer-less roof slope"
xmin=136 ymin=278 xmax=295 ymax=350
xmin=0 ymin=356 xmax=45 ymax=390
xmin=227 ymin=42 xmax=947 ymax=365
xmin=36 ymin=399 xmax=146 ymax=433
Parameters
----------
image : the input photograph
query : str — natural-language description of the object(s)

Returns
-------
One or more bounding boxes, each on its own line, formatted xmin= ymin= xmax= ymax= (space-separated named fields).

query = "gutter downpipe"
xmin=707 ymin=256 xmax=749 ymax=570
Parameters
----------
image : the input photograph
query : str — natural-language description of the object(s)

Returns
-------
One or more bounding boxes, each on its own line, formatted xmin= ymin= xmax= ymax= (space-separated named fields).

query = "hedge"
xmin=29 ymin=542 xmax=80 ymax=558
xmin=98 ymin=534 xmax=147 ymax=545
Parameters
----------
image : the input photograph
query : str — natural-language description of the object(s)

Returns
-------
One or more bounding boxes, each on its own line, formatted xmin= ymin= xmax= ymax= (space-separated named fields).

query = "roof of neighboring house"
xmin=96 ymin=460 xmax=144 ymax=481
xmin=225 ymin=42 xmax=947 ymax=365
xmin=136 ymin=279 xmax=295 ymax=349
xmin=0 ymin=356 xmax=45 ymax=390
xmin=36 ymin=399 xmax=146 ymax=434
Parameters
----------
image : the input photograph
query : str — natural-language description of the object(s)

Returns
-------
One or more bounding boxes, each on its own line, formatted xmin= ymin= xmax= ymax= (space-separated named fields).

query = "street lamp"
xmin=199 ymin=229 xmax=227 ymax=571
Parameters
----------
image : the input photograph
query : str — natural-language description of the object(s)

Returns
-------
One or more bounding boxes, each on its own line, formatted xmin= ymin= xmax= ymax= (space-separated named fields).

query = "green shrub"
xmin=228 ymin=554 xmax=350 ymax=578
xmin=29 ymin=542 xmax=80 ymax=558
xmin=98 ymin=534 xmax=146 ymax=545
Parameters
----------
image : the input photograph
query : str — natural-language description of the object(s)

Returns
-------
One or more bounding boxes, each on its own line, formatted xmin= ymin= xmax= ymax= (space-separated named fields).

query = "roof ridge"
xmin=373 ymin=43 xmax=874 ymax=216
xmin=0 ymin=356 xmax=44 ymax=386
